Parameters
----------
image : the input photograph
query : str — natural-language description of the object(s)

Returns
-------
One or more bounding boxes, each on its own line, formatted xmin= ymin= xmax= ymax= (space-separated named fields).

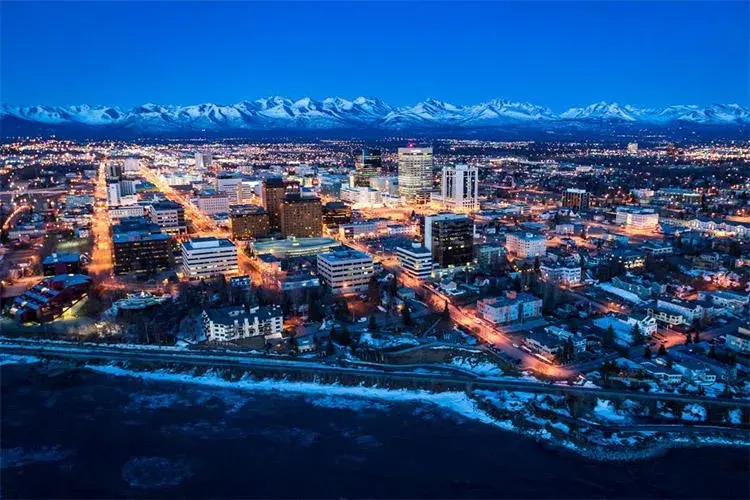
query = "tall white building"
xmin=182 ymin=237 xmax=238 ymax=279
xmin=398 ymin=147 xmax=433 ymax=205
xmin=106 ymin=181 xmax=122 ymax=207
xmin=433 ymin=164 xmax=478 ymax=211
xmin=317 ymin=248 xmax=374 ymax=295
xmin=396 ymin=243 xmax=433 ymax=280
xmin=505 ymin=232 xmax=546 ymax=259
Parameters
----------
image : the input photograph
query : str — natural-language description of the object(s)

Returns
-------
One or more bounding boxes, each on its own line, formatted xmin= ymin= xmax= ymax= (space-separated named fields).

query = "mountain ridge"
xmin=2 ymin=97 xmax=748 ymax=134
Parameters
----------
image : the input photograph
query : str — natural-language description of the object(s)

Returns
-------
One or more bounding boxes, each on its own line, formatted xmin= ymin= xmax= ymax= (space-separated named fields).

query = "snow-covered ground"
xmin=682 ymin=403 xmax=707 ymax=422
xmin=593 ymin=399 xmax=633 ymax=423
xmin=449 ymin=356 xmax=503 ymax=377
xmin=358 ymin=332 xmax=420 ymax=349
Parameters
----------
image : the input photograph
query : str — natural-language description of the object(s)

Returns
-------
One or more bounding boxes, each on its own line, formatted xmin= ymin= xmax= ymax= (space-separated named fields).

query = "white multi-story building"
xmin=338 ymin=221 xmax=379 ymax=240
xmin=656 ymin=297 xmax=704 ymax=323
xmin=317 ymin=248 xmax=374 ymax=295
xmin=202 ymin=305 xmax=283 ymax=342
xmin=216 ymin=173 xmax=243 ymax=194
xmin=615 ymin=207 xmax=659 ymax=231
xmin=432 ymin=164 xmax=478 ymax=211
xmin=340 ymin=186 xmax=383 ymax=207
xmin=476 ymin=292 xmax=542 ymax=325
xmin=726 ymin=325 xmax=750 ymax=353
xmin=396 ymin=243 xmax=433 ymax=280
xmin=109 ymin=204 xmax=146 ymax=221
xmin=182 ymin=237 xmax=238 ymax=279
xmin=539 ymin=263 xmax=581 ymax=285
xmin=505 ymin=232 xmax=546 ymax=259
xmin=398 ymin=147 xmax=433 ymax=204
xmin=106 ymin=181 xmax=122 ymax=206
xmin=194 ymin=192 xmax=230 ymax=216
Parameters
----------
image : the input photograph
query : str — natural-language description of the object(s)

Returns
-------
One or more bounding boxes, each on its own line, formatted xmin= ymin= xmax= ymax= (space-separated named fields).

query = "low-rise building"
xmin=639 ymin=361 xmax=683 ymax=385
xmin=476 ymin=292 xmax=542 ymax=325
xmin=698 ymin=291 xmax=749 ymax=315
xmin=673 ymin=360 xmax=717 ymax=386
xmin=656 ymin=297 xmax=704 ymax=323
xmin=539 ymin=262 xmax=581 ymax=285
xmin=42 ymin=253 xmax=83 ymax=276
xmin=9 ymin=274 xmax=92 ymax=323
xmin=615 ymin=206 xmax=659 ymax=231
xmin=202 ymin=305 xmax=283 ymax=343
xmin=611 ymin=275 xmax=665 ymax=300
xmin=474 ymin=244 xmax=507 ymax=269
xmin=726 ymin=324 xmax=750 ymax=353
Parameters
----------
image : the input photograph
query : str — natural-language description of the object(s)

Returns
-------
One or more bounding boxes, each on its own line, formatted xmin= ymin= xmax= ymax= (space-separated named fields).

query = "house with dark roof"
xmin=201 ymin=305 xmax=283 ymax=343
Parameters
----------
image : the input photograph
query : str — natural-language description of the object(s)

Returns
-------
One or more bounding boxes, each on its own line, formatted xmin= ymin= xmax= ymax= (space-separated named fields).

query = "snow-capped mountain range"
xmin=2 ymin=97 xmax=748 ymax=134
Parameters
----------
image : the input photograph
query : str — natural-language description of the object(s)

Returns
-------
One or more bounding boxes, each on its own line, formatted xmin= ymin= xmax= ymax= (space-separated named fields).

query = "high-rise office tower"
xmin=439 ymin=164 xmax=479 ymax=211
xmin=262 ymin=177 xmax=286 ymax=232
xmin=230 ymin=204 xmax=270 ymax=240
xmin=280 ymin=194 xmax=322 ymax=238
xmin=562 ymin=188 xmax=590 ymax=211
xmin=398 ymin=146 xmax=433 ymax=205
xmin=353 ymin=148 xmax=382 ymax=187
xmin=423 ymin=213 xmax=474 ymax=268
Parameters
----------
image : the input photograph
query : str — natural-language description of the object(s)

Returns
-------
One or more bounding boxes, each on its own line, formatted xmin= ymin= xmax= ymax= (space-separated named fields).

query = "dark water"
xmin=1 ymin=362 xmax=748 ymax=499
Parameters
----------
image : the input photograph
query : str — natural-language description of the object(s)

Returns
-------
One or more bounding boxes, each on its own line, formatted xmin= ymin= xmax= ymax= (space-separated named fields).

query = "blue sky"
xmin=2 ymin=1 xmax=748 ymax=109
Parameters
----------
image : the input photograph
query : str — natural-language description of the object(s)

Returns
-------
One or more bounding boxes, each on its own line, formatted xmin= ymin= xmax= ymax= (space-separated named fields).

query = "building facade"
xmin=147 ymin=200 xmax=187 ymax=234
xmin=477 ymin=293 xmax=542 ymax=325
xmin=398 ymin=146 xmax=433 ymax=205
xmin=423 ymin=213 xmax=473 ymax=268
xmin=317 ymin=248 xmax=374 ymax=295
xmin=280 ymin=195 xmax=322 ymax=238
xmin=112 ymin=218 xmax=174 ymax=276
xmin=181 ymin=237 xmax=238 ymax=279
xmin=562 ymin=188 xmax=590 ymax=211
xmin=434 ymin=164 xmax=479 ymax=211
xmin=505 ymin=232 xmax=546 ymax=259
xmin=230 ymin=204 xmax=270 ymax=240
xmin=396 ymin=243 xmax=434 ymax=280
xmin=202 ymin=305 xmax=283 ymax=343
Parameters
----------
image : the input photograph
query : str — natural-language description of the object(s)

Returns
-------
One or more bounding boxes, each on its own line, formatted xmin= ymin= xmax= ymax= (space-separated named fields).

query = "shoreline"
xmin=2 ymin=353 xmax=747 ymax=462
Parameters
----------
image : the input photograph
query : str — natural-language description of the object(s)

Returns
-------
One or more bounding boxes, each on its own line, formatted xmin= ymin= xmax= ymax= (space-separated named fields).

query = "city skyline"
xmin=2 ymin=2 xmax=748 ymax=109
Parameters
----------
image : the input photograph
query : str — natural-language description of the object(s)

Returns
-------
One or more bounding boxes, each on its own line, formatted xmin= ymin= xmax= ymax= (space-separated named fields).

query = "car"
xmin=512 ymin=343 xmax=519 ymax=348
